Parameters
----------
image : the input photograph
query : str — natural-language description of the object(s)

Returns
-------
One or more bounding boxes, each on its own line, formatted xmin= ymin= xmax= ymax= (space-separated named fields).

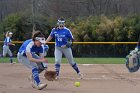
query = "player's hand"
xmin=12 ymin=44 xmax=15 ymax=46
xmin=135 ymin=47 xmax=139 ymax=52
xmin=61 ymin=45 xmax=66 ymax=48
xmin=41 ymin=58 xmax=48 ymax=63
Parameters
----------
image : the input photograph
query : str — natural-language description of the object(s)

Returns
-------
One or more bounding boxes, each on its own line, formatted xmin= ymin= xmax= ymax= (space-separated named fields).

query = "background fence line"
xmin=0 ymin=41 xmax=138 ymax=44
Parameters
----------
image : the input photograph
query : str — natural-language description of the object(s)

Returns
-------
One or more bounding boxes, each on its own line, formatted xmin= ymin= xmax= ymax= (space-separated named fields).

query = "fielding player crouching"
xmin=17 ymin=31 xmax=48 ymax=90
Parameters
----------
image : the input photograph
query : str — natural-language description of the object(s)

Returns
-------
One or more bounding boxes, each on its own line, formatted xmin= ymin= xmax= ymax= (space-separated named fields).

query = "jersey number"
xmin=57 ymin=38 xmax=62 ymax=41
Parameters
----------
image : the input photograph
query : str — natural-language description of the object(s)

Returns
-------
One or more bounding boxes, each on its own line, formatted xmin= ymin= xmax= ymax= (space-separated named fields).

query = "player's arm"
xmin=43 ymin=44 xmax=49 ymax=56
xmin=25 ymin=43 xmax=47 ymax=63
xmin=46 ymin=28 xmax=55 ymax=43
xmin=26 ymin=52 xmax=45 ymax=63
xmin=8 ymin=42 xmax=15 ymax=46
xmin=65 ymin=29 xmax=74 ymax=48
xmin=39 ymin=46 xmax=48 ymax=62
xmin=39 ymin=53 xmax=44 ymax=58
xmin=39 ymin=53 xmax=48 ymax=62
xmin=46 ymin=36 xmax=53 ymax=43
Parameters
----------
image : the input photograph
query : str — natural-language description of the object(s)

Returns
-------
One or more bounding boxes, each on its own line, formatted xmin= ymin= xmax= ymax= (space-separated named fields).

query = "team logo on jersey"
xmin=55 ymin=34 xmax=59 ymax=37
xmin=54 ymin=32 xmax=57 ymax=34
xmin=59 ymin=35 xmax=65 ymax=37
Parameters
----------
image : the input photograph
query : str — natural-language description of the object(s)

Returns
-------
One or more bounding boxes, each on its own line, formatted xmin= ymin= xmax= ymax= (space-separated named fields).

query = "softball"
xmin=74 ymin=81 xmax=80 ymax=87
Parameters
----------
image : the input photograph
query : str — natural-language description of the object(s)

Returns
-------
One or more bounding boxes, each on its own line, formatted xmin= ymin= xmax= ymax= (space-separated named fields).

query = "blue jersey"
xmin=50 ymin=27 xmax=73 ymax=47
xmin=43 ymin=45 xmax=49 ymax=51
xmin=137 ymin=45 xmax=140 ymax=49
xmin=18 ymin=39 xmax=44 ymax=56
xmin=3 ymin=37 xmax=11 ymax=46
xmin=137 ymin=40 xmax=140 ymax=50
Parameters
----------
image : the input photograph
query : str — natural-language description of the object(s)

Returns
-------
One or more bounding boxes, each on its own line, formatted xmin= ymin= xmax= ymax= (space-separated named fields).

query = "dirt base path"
xmin=0 ymin=63 xmax=140 ymax=93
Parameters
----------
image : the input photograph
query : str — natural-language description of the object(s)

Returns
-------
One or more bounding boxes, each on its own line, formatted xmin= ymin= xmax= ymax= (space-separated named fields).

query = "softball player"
xmin=126 ymin=36 xmax=140 ymax=72
xmin=17 ymin=31 xmax=48 ymax=90
xmin=46 ymin=18 xmax=83 ymax=79
xmin=43 ymin=44 xmax=49 ymax=57
xmin=3 ymin=31 xmax=15 ymax=63
xmin=42 ymin=44 xmax=49 ymax=68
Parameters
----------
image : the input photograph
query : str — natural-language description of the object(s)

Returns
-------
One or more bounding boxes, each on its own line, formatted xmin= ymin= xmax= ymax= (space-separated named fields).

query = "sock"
xmin=10 ymin=56 xmax=13 ymax=63
xmin=55 ymin=64 xmax=60 ymax=76
xmin=32 ymin=67 xmax=40 ymax=85
xmin=72 ymin=63 xmax=80 ymax=74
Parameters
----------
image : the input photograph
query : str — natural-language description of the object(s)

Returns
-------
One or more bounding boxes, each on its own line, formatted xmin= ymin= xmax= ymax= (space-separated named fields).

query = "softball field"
xmin=0 ymin=63 xmax=140 ymax=93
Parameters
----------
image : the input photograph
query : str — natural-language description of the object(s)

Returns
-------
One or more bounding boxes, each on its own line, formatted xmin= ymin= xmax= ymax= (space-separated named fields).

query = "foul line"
xmin=60 ymin=77 xmax=140 ymax=80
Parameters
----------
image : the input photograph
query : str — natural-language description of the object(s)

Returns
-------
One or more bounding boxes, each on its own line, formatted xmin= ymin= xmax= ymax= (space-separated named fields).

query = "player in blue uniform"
xmin=46 ymin=18 xmax=83 ymax=79
xmin=17 ymin=31 xmax=48 ymax=90
xmin=43 ymin=44 xmax=49 ymax=56
xmin=130 ymin=36 xmax=140 ymax=54
xmin=3 ymin=31 xmax=15 ymax=63
xmin=136 ymin=36 xmax=140 ymax=50
xmin=42 ymin=44 xmax=49 ymax=68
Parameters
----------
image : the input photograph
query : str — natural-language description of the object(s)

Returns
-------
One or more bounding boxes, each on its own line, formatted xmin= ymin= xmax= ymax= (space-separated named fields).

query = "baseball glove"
xmin=44 ymin=70 xmax=56 ymax=81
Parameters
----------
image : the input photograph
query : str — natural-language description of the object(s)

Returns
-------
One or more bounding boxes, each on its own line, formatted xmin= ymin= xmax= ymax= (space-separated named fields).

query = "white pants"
xmin=17 ymin=52 xmax=47 ymax=69
xmin=55 ymin=46 xmax=75 ymax=65
xmin=3 ymin=45 xmax=12 ymax=56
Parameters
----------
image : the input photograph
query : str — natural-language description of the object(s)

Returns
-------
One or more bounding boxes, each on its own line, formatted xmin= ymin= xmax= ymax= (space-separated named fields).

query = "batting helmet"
xmin=126 ymin=50 xmax=140 ymax=72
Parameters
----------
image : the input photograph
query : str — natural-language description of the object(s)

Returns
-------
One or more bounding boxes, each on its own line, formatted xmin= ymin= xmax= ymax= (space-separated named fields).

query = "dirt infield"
xmin=0 ymin=63 xmax=140 ymax=93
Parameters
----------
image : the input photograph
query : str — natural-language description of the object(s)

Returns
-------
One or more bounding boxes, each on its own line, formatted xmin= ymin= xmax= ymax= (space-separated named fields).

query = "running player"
xmin=17 ymin=31 xmax=48 ymax=90
xmin=46 ymin=18 xmax=83 ymax=79
xmin=3 ymin=31 xmax=15 ymax=63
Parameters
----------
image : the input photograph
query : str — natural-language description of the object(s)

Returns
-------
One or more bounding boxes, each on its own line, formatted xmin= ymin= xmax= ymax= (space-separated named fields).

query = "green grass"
xmin=0 ymin=57 xmax=125 ymax=64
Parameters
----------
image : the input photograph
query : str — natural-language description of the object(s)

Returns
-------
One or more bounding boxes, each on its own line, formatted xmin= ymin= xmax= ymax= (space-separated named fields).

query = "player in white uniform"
xmin=3 ymin=31 xmax=15 ymax=63
xmin=46 ymin=18 xmax=83 ymax=79
xmin=17 ymin=31 xmax=48 ymax=90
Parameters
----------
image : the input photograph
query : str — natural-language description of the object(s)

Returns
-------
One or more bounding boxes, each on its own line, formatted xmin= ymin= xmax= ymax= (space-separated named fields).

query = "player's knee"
xmin=9 ymin=54 xmax=13 ymax=57
xmin=55 ymin=59 xmax=61 ymax=64
xmin=69 ymin=61 xmax=76 ymax=66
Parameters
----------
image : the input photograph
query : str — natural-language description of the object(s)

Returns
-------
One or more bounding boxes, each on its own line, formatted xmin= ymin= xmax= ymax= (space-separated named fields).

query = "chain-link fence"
xmin=0 ymin=42 xmax=136 ymax=57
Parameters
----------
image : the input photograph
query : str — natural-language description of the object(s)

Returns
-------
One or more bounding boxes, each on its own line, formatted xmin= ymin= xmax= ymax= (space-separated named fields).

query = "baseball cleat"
xmin=32 ymin=83 xmax=47 ymax=90
xmin=55 ymin=75 xmax=59 ymax=80
xmin=10 ymin=62 xmax=16 ymax=64
xmin=28 ymin=75 xmax=47 ymax=90
xmin=12 ymin=62 xmax=16 ymax=64
xmin=78 ymin=73 xmax=83 ymax=79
